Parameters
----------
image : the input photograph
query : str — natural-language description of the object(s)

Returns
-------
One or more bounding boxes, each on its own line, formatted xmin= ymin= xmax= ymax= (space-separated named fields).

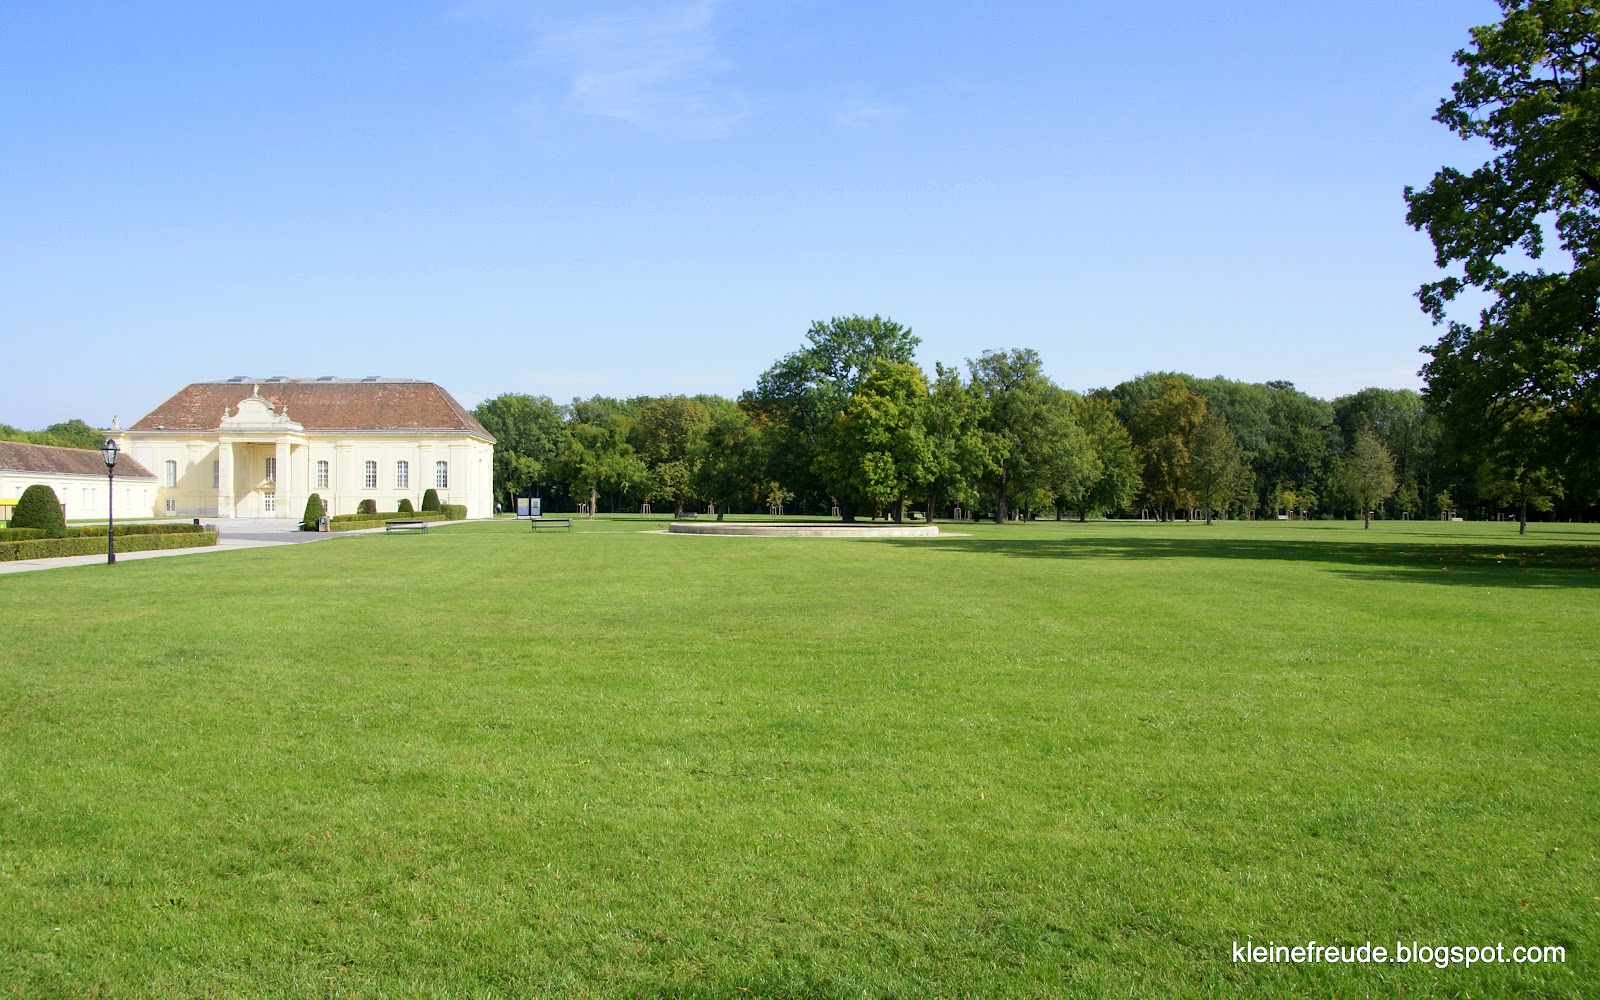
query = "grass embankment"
xmin=1 ymin=518 xmax=1595 ymax=997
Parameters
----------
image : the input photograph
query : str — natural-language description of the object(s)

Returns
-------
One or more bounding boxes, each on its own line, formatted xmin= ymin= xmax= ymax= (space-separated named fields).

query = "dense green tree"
xmin=558 ymin=417 xmax=647 ymax=519
xmin=473 ymin=394 xmax=566 ymax=507
xmin=632 ymin=395 xmax=713 ymax=517
xmin=1476 ymin=404 xmax=1565 ymax=533
xmin=1333 ymin=388 xmax=1439 ymax=513
xmin=0 ymin=419 xmax=104 ymax=450
xmin=813 ymin=360 xmax=933 ymax=520
xmin=1070 ymin=396 xmax=1142 ymax=519
xmin=1406 ymin=0 xmax=1600 ymax=501
xmin=690 ymin=405 xmax=766 ymax=520
xmin=1130 ymin=379 xmax=1206 ymax=519
xmin=1013 ymin=384 xmax=1096 ymax=521
xmin=1332 ymin=429 xmax=1398 ymax=528
xmin=1187 ymin=410 xmax=1251 ymax=524
xmin=923 ymin=363 xmax=991 ymax=519
xmin=744 ymin=315 xmax=919 ymax=516
xmin=11 ymin=484 xmax=66 ymax=537
xmin=967 ymin=349 xmax=1068 ymax=523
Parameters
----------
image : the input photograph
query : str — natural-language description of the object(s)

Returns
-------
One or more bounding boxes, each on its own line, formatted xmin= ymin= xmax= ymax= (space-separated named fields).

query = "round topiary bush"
xmin=397 ymin=497 xmax=414 ymax=513
xmin=421 ymin=489 xmax=440 ymax=512
xmin=11 ymin=484 xmax=67 ymax=538
xmin=302 ymin=493 xmax=325 ymax=530
xmin=357 ymin=498 xmax=378 ymax=515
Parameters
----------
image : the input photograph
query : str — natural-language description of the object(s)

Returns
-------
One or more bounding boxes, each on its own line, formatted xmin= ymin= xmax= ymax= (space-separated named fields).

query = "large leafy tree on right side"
xmin=1405 ymin=0 xmax=1600 ymax=507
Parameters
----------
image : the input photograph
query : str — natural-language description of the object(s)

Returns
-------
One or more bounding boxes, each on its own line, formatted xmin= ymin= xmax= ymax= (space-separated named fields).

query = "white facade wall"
xmin=119 ymin=432 xmax=494 ymax=519
xmin=0 ymin=470 xmax=157 ymax=523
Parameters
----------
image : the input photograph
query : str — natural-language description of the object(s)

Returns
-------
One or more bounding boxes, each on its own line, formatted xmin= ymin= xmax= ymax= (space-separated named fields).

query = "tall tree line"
xmin=473 ymin=315 xmax=1597 ymax=526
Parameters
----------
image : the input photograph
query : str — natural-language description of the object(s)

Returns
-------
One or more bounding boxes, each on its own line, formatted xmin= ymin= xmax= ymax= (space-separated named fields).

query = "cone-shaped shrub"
xmin=357 ymin=498 xmax=378 ymax=515
xmin=301 ymin=493 xmax=325 ymax=530
xmin=421 ymin=489 xmax=440 ymax=512
xmin=12 ymin=484 xmax=66 ymax=538
xmin=397 ymin=497 xmax=414 ymax=513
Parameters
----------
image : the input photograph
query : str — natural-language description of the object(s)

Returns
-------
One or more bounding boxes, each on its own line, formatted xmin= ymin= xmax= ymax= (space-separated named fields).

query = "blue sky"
xmin=1 ymin=1 xmax=1503 ymax=428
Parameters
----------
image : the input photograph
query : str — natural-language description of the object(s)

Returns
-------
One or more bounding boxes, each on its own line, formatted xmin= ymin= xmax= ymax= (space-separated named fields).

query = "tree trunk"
xmin=926 ymin=491 xmax=938 ymax=524
xmin=675 ymin=499 xmax=684 ymax=518
xmin=588 ymin=484 xmax=598 ymax=519
xmin=995 ymin=471 xmax=1009 ymax=524
xmin=1205 ymin=503 xmax=1213 ymax=525
xmin=893 ymin=499 xmax=905 ymax=523
xmin=1519 ymin=494 xmax=1528 ymax=535
xmin=1363 ymin=504 xmax=1370 ymax=528
xmin=839 ymin=500 xmax=857 ymax=523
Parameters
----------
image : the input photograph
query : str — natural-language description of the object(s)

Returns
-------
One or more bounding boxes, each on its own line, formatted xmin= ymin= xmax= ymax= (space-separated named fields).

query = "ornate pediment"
xmin=219 ymin=389 xmax=305 ymax=433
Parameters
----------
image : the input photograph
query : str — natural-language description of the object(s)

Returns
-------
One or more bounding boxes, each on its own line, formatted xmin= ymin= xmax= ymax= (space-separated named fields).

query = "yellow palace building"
xmin=116 ymin=377 xmax=496 ymax=520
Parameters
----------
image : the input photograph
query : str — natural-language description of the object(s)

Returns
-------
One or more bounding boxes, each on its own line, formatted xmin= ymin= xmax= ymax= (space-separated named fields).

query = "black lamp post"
xmin=101 ymin=438 xmax=118 ymax=565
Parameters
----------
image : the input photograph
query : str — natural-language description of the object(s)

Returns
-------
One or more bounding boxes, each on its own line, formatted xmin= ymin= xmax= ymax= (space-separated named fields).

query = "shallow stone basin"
xmin=667 ymin=521 xmax=939 ymax=538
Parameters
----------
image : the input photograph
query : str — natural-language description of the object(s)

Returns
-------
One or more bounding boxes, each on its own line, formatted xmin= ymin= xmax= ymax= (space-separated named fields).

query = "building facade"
xmin=118 ymin=377 xmax=495 ymax=520
xmin=0 ymin=441 xmax=157 ymax=524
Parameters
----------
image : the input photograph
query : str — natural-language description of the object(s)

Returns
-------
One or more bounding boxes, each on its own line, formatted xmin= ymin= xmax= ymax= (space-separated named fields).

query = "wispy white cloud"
xmin=464 ymin=0 xmax=749 ymax=136
xmin=837 ymin=102 xmax=907 ymax=129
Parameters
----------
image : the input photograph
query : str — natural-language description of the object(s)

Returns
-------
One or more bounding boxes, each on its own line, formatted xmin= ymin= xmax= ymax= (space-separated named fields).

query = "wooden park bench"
xmin=385 ymin=519 xmax=429 ymax=533
xmin=529 ymin=517 xmax=573 ymax=533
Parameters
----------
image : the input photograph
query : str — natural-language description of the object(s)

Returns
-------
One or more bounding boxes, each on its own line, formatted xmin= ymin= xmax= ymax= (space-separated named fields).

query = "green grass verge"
xmin=0 ymin=518 xmax=1595 ymax=996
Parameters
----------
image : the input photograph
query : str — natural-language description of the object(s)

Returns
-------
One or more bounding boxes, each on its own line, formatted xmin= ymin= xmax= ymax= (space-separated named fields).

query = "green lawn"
xmin=1 ymin=517 xmax=1595 ymax=997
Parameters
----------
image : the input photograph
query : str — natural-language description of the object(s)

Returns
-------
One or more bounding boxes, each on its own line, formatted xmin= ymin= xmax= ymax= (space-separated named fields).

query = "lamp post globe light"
xmin=101 ymin=438 xmax=118 ymax=565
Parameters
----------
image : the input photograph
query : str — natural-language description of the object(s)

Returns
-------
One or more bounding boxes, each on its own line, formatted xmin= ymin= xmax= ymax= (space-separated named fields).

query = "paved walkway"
xmin=0 ymin=517 xmax=416 ymax=575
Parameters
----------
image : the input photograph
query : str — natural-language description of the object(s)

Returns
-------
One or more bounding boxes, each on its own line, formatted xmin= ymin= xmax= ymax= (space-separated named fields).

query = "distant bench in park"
xmin=385 ymin=519 xmax=429 ymax=533
xmin=529 ymin=518 xmax=573 ymax=533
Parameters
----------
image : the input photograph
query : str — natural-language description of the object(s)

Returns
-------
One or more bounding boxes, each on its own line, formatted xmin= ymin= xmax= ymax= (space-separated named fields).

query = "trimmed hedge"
xmin=0 ymin=530 xmax=218 ymax=563
xmin=441 ymin=504 xmax=467 ymax=521
xmin=329 ymin=511 xmax=446 ymax=524
xmin=357 ymin=498 xmax=378 ymax=515
xmin=65 ymin=523 xmax=206 ymax=538
xmin=12 ymin=485 xmax=66 ymax=538
xmin=397 ymin=498 xmax=414 ymax=513
xmin=0 ymin=527 xmax=47 ymax=542
xmin=303 ymin=493 xmax=325 ymax=530
xmin=328 ymin=511 xmax=447 ymax=532
xmin=421 ymin=489 xmax=440 ymax=512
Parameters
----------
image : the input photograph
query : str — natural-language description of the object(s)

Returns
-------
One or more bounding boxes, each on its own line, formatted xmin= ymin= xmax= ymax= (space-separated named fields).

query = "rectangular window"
xmin=164 ymin=460 xmax=177 ymax=488
xmin=164 ymin=498 xmax=176 ymax=515
xmin=265 ymin=456 xmax=277 ymax=482
xmin=435 ymin=460 xmax=449 ymax=489
xmin=395 ymin=460 xmax=409 ymax=489
xmin=213 ymin=460 xmax=219 ymax=489
xmin=364 ymin=460 xmax=378 ymax=489
xmin=264 ymin=492 xmax=276 ymax=513
xmin=316 ymin=460 xmax=329 ymax=490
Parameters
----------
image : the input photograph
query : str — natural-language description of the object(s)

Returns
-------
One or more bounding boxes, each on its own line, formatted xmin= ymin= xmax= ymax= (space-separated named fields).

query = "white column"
xmin=217 ymin=438 xmax=235 ymax=517
xmin=274 ymin=437 xmax=292 ymax=518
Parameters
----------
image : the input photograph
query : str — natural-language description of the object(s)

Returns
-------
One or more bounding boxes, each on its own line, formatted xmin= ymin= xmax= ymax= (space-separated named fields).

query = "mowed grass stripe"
xmin=1 ymin=518 xmax=1594 ymax=996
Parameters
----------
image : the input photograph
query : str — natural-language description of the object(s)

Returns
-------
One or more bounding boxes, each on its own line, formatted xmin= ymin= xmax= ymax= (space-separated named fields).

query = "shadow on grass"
xmin=902 ymin=531 xmax=1600 ymax=590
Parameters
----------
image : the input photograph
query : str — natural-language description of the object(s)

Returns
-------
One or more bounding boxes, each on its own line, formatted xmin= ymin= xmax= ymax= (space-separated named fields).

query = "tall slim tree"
xmin=1333 ymin=428 xmax=1398 ymax=528
xmin=1187 ymin=409 xmax=1251 ymax=525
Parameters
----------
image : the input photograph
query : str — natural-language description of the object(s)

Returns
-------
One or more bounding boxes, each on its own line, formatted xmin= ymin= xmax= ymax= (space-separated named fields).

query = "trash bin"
xmin=319 ymin=516 xmax=330 ymax=532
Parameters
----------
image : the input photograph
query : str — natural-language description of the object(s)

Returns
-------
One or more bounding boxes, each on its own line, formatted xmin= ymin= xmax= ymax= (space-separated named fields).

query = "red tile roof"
xmin=0 ymin=441 xmax=155 ymax=479
xmin=129 ymin=378 xmax=493 ymax=439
